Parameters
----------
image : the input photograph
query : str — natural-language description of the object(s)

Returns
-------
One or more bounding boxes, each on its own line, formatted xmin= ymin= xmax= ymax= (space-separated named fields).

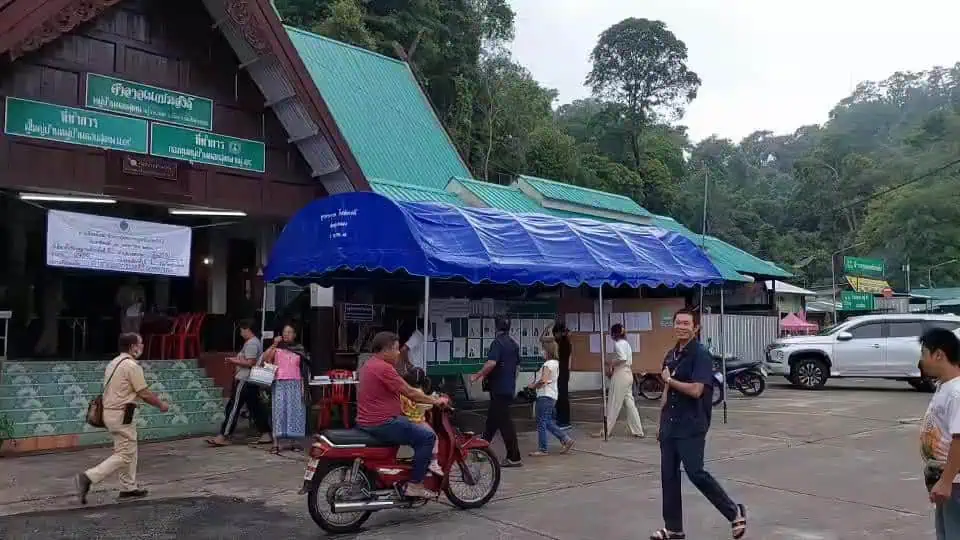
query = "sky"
xmin=507 ymin=0 xmax=960 ymax=143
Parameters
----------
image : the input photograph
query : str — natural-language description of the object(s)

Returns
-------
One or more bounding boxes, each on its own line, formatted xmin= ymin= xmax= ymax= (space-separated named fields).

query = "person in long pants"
xmin=651 ymin=308 xmax=745 ymax=540
xmin=471 ymin=317 xmax=523 ymax=467
xmin=77 ymin=333 xmax=169 ymax=504
xmin=553 ymin=322 xmax=572 ymax=428
xmin=594 ymin=323 xmax=644 ymax=438
xmin=208 ymin=321 xmax=271 ymax=447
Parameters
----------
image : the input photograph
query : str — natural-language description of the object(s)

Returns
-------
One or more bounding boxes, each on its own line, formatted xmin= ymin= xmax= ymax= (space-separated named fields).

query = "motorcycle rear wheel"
xmin=444 ymin=446 xmax=501 ymax=509
xmin=636 ymin=374 xmax=664 ymax=401
xmin=307 ymin=463 xmax=373 ymax=534
xmin=735 ymin=372 xmax=766 ymax=397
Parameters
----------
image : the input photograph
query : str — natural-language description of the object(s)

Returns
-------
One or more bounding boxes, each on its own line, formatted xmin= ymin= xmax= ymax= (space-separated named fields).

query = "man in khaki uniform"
xmin=76 ymin=333 xmax=169 ymax=503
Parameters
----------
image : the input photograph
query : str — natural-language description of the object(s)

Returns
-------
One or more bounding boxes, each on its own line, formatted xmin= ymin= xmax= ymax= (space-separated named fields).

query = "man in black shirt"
xmin=471 ymin=317 xmax=523 ymax=467
xmin=650 ymin=308 xmax=746 ymax=540
xmin=553 ymin=321 xmax=572 ymax=428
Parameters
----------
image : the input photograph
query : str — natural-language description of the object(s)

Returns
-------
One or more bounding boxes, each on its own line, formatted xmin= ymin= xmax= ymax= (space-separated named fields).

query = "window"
xmin=887 ymin=321 xmax=924 ymax=338
xmin=926 ymin=321 xmax=960 ymax=332
xmin=849 ymin=323 xmax=882 ymax=339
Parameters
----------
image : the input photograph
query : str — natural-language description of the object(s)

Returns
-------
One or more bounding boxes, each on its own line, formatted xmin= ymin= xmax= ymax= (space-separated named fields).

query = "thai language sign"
xmin=843 ymin=256 xmax=885 ymax=278
xmin=4 ymin=97 xmax=148 ymax=153
xmin=149 ymin=123 xmax=265 ymax=173
xmin=841 ymin=291 xmax=875 ymax=311
xmin=46 ymin=210 xmax=192 ymax=277
xmin=85 ymin=73 xmax=213 ymax=130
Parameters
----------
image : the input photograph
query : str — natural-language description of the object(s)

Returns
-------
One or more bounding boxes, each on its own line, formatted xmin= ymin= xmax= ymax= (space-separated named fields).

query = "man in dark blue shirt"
xmin=470 ymin=317 xmax=522 ymax=467
xmin=650 ymin=308 xmax=747 ymax=540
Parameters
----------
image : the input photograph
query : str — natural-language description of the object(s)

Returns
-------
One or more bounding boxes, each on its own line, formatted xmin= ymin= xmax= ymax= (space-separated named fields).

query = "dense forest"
xmin=275 ymin=0 xmax=960 ymax=290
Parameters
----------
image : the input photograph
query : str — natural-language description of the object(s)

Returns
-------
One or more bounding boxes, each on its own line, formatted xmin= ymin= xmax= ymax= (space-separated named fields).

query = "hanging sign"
xmin=45 ymin=210 xmax=192 ymax=277
xmin=85 ymin=73 xmax=214 ymax=130
xmin=4 ymin=97 xmax=148 ymax=153
xmin=149 ymin=123 xmax=265 ymax=173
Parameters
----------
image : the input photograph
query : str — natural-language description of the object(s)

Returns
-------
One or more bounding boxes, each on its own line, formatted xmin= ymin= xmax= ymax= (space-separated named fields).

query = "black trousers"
xmin=555 ymin=368 xmax=571 ymax=426
xmin=219 ymin=379 xmax=270 ymax=437
xmin=660 ymin=434 xmax=738 ymax=532
xmin=483 ymin=393 xmax=522 ymax=462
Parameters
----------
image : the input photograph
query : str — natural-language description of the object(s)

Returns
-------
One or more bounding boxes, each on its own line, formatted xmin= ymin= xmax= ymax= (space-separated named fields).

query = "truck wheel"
xmin=793 ymin=358 xmax=828 ymax=390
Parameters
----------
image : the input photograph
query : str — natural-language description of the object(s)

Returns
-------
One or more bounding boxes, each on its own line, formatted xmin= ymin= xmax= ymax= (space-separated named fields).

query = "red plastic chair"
xmin=318 ymin=370 xmax=355 ymax=430
xmin=174 ymin=312 xmax=206 ymax=359
xmin=145 ymin=314 xmax=187 ymax=360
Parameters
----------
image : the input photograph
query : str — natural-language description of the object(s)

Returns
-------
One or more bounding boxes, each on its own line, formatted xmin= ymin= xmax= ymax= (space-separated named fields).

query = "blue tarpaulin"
xmin=264 ymin=192 xmax=723 ymax=288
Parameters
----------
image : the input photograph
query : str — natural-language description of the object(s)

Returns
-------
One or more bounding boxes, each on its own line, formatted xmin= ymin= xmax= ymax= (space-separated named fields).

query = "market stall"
xmin=263 ymin=192 xmax=724 ymax=437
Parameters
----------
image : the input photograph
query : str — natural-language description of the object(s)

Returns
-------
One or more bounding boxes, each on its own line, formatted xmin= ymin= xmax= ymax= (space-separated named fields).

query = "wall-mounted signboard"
xmin=150 ymin=123 xmax=265 ymax=173
xmin=85 ymin=73 xmax=214 ymax=130
xmin=4 ymin=97 xmax=148 ymax=153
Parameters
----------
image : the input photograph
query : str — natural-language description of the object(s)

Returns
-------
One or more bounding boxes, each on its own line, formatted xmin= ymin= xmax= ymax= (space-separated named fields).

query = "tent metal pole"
xmin=598 ymin=286 xmax=609 ymax=441
xmin=423 ymin=276 xmax=431 ymax=368
xmin=720 ymin=287 xmax=728 ymax=424
xmin=259 ymin=283 xmax=268 ymax=343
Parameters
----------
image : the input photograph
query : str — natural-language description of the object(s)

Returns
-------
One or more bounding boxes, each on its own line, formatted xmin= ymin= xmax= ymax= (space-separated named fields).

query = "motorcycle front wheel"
xmin=712 ymin=380 xmax=725 ymax=407
xmin=735 ymin=372 xmax=766 ymax=397
xmin=444 ymin=446 xmax=501 ymax=509
xmin=307 ymin=463 xmax=373 ymax=534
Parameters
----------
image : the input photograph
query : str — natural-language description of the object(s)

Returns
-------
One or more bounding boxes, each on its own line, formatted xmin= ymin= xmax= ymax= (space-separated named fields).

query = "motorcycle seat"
xmin=320 ymin=428 xmax=396 ymax=447
xmin=724 ymin=357 xmax=761 ymax=370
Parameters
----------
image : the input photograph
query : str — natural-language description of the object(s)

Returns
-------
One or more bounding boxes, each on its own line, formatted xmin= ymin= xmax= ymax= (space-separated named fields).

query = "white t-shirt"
xmin=920 ymin=376 xmax=960 ymax=482
xmin=614 ymin=339 xmax=633 ymax=367
xmin=535 ymin=359 xmax=560 ymax=400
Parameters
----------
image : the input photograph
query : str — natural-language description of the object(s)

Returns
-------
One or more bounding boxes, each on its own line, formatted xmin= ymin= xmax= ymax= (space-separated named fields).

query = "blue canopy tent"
xmin=264 ymin=192 xmax=724 ymax=438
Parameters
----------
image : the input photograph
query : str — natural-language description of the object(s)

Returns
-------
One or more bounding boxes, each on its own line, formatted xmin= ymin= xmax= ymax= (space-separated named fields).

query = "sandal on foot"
xmin=269 ymin=446 xmax=281 ymax=455
xmin=206 ymin=438 xmax=230 ymax=447
xmin=732 ymin=503 xmax=747 ymax=539
xmin=650 ymin=529 xmax=685 ymax=540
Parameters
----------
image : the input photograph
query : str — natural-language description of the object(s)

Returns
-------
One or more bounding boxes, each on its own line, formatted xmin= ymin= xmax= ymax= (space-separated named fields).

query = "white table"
xmin=309 ymin=379 xmax=358 ymax=387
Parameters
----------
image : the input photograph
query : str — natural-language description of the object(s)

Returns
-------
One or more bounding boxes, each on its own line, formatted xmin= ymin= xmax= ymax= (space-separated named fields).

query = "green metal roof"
xmin=703 ymin=236 xmax=792 ymax=278
xmin=450 ymin=177 xmax=560 ymax=214
xmin=912 ymin=288 xmax=960 ymax=300
xmin=518 ymin=175 xmax=651 ymax=218
xmin=286 ymin=26 xmax=472 ymax=191
xmin=369 ymin=178 xmax=464 ymax=206
xmin=652 ymin=216 xmax=751 ymax=282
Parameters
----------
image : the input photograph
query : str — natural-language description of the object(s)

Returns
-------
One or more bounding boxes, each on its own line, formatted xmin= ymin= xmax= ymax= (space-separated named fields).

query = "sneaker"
xmin=428 ymin=460 xmax=444 ymax=477
xmin=405 ymin=483 xmax=438 ymax=499
xmin=558 ymin=424 xmax=573 ymax=431
xmin=118 ymin=489 xmax=149 ymax=500
xmin=501 ymin=459 xmax=523 ymax=468
xmin=76 ymin=473 xmax=91 ymax=505
xmin=560 ymin=439 xmax=575 ymax=454
xmin=528 ymin=451 xmax=549 ymax=457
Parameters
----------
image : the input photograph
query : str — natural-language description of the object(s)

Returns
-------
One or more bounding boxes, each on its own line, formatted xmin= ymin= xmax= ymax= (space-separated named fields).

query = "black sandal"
xmin=732 ymin=503 xmax=747 ymax=539
xmin=650 ymin=529 xmax=685 ymax=539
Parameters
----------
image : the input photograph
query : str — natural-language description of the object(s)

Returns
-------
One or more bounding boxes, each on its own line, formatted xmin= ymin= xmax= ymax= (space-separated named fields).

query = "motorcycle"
xmin=634 ymin=354 xmax=767 ymax=405
xmin=712 ymin=354 xmax=767 ymax=405
xmin=302 ymin=401 xmax=501 ymax=534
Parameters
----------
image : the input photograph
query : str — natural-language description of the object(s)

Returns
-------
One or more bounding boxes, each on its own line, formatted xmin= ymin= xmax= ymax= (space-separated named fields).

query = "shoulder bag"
xmin=248 ymin=350 xmax=277 ymax=387
xmin=85 ymin=355 xmax=131 ymax=428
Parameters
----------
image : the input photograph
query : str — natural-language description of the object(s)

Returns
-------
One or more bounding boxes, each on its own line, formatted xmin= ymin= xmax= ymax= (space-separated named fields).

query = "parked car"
xmin=764 ymin=314 xmax=960 ymax=391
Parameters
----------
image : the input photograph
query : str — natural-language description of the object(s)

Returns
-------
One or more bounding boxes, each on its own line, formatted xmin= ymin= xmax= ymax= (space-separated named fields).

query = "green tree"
xmin=585 ymin=18 xmax=701 ymax=170
xmin=315 ymin=0 xmax=375 ymax=49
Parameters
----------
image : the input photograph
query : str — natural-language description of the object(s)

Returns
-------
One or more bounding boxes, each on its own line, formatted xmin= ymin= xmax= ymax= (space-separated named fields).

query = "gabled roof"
xmin=370 ymin=178 xmax=463 ymax=206
xmin=287 ymin=27 xmax=472 ymax=191
xmin=449 ymin=177 xmax=553 ymax=213
xmin=517 ymin=174 xmax=651 ymax=222
xmin=765 ymin=280 xmax=816 ymax=296
xmin=0 ymin=0 xmax=369 ymax=195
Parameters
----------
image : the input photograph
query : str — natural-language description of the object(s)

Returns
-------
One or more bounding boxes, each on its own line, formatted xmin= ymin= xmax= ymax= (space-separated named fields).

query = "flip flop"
xmin=732 ymin=504 xmax=747 ymax=539
xmin=206 ymin=438 xmax=230 ymax=447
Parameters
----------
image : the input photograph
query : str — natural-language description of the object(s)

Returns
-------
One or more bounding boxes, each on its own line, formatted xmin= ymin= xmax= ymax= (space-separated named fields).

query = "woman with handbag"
xmin=262 ymin=324 xmax=310 ymax=454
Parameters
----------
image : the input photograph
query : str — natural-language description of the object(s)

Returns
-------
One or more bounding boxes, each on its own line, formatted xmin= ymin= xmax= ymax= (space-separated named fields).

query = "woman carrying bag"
xmin=262 ymin=324 xmax=311 ymax=454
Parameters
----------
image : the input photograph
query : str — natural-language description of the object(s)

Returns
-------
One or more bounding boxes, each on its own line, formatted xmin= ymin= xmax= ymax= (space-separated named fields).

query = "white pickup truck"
xmin=765 ymin=314 xmax=960 ymax=391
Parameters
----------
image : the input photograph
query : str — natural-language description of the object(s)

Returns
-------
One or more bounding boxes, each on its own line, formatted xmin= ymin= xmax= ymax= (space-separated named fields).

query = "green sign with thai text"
xmin=85 ymin=73 xmax=213 ymax=130
xmin=843 ymin=256 xmax=885 ymax=278
xmin=4 ymin=97 xmax=148 ymax=153
xmin=841 ymin=291 xmax=875 ymax=311
xmin=149 ymin=123 xmax=265 ymax=173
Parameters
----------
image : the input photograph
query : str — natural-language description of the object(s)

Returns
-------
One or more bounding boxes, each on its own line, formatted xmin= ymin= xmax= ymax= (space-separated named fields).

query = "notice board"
xmin=561 ymin=296 xmax=686 ymax=374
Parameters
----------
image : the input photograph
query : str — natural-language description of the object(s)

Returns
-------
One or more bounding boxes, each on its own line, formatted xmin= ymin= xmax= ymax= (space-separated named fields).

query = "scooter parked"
xmin=634 ymin=354 xmax=766 ymax=405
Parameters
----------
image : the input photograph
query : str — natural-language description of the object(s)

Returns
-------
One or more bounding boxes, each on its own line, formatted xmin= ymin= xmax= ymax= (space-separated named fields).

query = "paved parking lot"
xmin=0 ymin=379 xmax=937 ymax=539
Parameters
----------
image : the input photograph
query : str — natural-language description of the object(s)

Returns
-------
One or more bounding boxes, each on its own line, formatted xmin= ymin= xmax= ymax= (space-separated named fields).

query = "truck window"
xmin=849 ymin=323 xmax=882 ymax=339
xmin=926 ymin=321 xmax=960 ymax=332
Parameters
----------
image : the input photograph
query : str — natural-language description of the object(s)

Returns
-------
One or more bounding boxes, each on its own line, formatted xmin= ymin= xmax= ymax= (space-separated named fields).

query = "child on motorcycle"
xmin=401 ymin=367 xmax=444 ymax=476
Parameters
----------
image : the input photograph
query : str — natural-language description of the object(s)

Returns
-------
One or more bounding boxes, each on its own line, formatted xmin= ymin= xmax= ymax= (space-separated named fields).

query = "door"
xmin=883 ymin=320 xmax=925 ymax=376
xmin=833 ymin=322 xmax=884 ymax=375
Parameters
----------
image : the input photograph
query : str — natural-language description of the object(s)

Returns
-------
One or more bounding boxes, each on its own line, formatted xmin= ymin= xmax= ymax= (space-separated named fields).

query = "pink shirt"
xmin=274 ymin=349 xmax=302 ymax=380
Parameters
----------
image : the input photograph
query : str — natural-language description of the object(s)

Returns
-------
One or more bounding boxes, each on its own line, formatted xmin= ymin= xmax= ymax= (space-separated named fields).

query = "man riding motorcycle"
xmin=356 ymin=331 xmax=449 ymax=499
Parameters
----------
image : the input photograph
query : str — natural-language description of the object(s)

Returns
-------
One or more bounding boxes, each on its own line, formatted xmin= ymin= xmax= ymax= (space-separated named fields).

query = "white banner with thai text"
xmin=46 ymin=210 xmax=192 ymax=277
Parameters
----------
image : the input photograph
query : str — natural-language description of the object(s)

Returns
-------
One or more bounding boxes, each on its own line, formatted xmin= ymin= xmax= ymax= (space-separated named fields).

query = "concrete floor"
xmin=0 ymin=379 xmax=937 ymax=539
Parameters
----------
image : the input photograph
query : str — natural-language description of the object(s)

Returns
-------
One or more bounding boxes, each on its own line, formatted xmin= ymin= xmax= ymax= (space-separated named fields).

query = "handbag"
xmin=86 ymin=355 xmax=131 ymax=428
xmin=248 ymin=362 xmax=277 ymax=387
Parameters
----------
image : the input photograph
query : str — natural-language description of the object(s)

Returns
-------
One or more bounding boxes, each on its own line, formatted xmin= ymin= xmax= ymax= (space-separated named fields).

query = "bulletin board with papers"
xmin=419 ymin=297 xmax=557 ymax=376
xmin=561 ymin=296 xmax=686 ymax=374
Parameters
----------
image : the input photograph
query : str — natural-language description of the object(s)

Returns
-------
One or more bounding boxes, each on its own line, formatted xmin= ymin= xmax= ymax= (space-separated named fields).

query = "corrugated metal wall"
xmin=702 ymin=314 xmax=778 ymax=362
